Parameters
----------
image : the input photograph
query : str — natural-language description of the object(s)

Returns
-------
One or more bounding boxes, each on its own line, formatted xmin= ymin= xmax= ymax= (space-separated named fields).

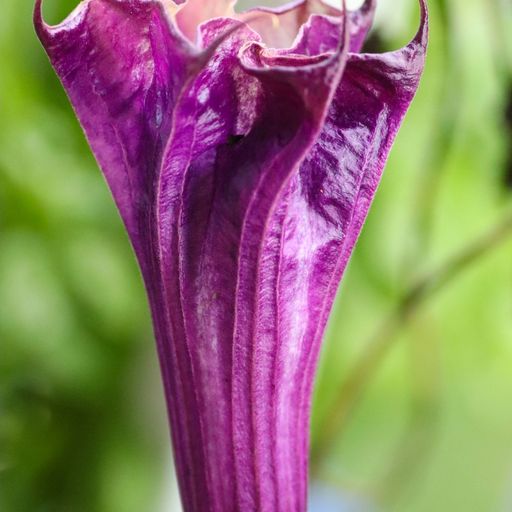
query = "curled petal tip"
xmin=33 ymin=0 xmax=55 ymax=41
xmin=360 ymin=0 xmax=377 ymax=14
xmin=34 ymin=0 xmax=90 ymax=43
xmin=198 ymin=18 xmax=253 ymax=66
xmin=414 ymin=0 xmax=429 ymax=47
xmin=33 ymin=0 xmax=46 ymax=37
xmin=347 ymin=0 xmax=377 ymax=53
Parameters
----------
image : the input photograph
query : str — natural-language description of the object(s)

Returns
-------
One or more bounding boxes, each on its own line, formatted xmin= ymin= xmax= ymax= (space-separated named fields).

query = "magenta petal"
xmin=348 ymin=0 xmax=377 ymax=52
xmin=33 ymin=0 xmax=194 ymax=265
xmin=282 ymin=3 xmax=428 ymax=489
xmin=156 ymin=16 xmax=349 ymax=509
xmin=35 ymin=1 xmax=427 ymax=511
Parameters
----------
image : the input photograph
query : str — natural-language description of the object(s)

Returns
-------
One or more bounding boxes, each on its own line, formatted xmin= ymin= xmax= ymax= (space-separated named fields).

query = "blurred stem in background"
xmin=311 ymin=208 xmax=512 ymax=472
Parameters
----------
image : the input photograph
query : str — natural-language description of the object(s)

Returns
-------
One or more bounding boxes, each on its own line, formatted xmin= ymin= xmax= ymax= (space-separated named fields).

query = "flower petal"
xmin=34 ymin=0 xmax=194 ymax=263
xmin=154 ymin=14 xmax=349 ymax=510
xmin=348 ymin=0 xmax=376 ymax=52
xmin=284 ymin=0 xmax=429 ymax=487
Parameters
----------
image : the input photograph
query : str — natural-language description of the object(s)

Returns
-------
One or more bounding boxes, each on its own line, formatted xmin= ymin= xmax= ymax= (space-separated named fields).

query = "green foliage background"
xmin=1 ymin=1 xmax=511 ymax=511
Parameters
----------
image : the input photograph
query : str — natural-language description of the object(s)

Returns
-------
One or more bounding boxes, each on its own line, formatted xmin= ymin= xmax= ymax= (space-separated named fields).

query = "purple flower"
xmin=34 ymin=1 xmax=427 ymax=510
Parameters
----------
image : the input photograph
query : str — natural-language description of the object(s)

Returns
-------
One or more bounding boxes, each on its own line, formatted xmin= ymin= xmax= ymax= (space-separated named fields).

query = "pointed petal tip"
xmin=33 ymin=0 xmax=46 ymax=37
xmin=359 ymin=0 xmax=376 ymax=15
xmin=198 ymin=18 xmax=252 ymax=65
xmin=34 ymin=0 xmax=90 ymax=43
xmin=414 ymin=0 xmax=429 ymax=48
xmin=33 ymin=0 xmax=61 ymax=44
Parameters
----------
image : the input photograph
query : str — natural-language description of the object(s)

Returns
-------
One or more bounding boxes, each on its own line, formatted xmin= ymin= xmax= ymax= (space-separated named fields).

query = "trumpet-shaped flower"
xmin=34 ymin=0 xmax=428 ymax=510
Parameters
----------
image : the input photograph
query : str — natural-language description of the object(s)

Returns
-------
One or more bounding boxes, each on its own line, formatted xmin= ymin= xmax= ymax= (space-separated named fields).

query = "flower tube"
xmin=34 ymin=1 xmax=428 ymax=510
